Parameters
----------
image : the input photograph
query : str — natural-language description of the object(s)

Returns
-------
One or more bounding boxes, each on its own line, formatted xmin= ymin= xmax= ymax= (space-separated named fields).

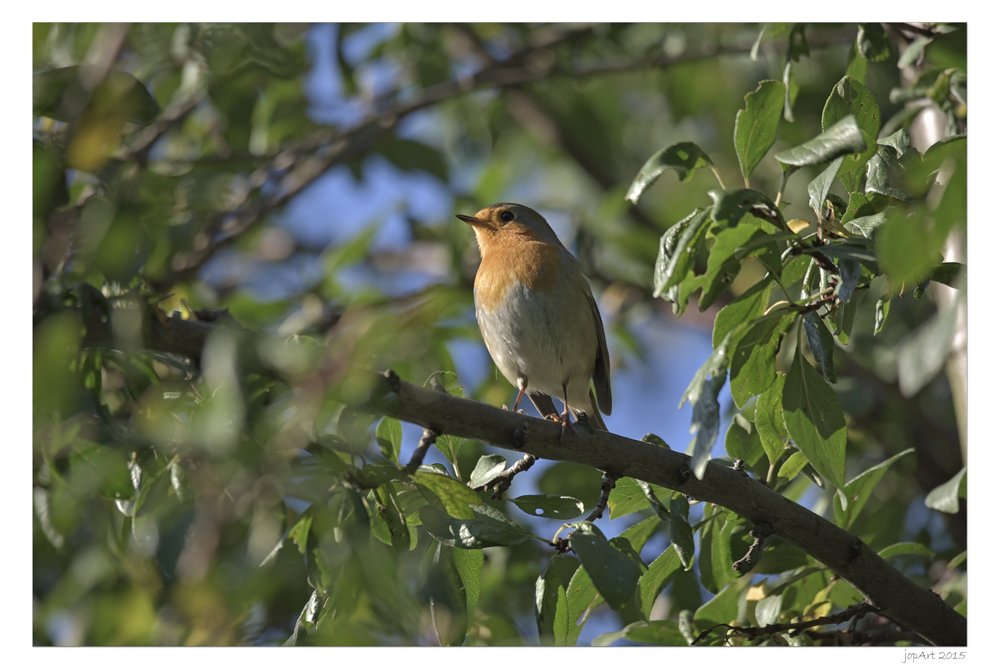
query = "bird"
xmin=456 ymin=203 xmax=612 ymax=432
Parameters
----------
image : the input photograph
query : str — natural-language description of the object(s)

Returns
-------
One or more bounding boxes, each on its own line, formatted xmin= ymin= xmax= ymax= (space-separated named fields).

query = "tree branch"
xmin=70 ymin=301 xmax=966 ymax=646
xmin=362 ymin=371 xmax=966 ymax=647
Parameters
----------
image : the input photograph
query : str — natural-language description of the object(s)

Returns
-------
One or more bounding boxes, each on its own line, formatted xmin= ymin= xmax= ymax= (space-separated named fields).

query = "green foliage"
xmin=33 ymin=22 xmax=965 ymax=647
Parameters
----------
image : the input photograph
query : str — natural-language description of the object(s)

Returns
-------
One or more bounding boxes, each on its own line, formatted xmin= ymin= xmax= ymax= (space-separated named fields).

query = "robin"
xmin=456 ymin=203 xmax=612 ymax=432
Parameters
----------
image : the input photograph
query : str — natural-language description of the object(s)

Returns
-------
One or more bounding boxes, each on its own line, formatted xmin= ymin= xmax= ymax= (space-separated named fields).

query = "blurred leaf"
xmin=568 ymin=523 xmax=642 ymax=611
xmin=511 ymin=495 xmax=585 ymax=520
xmin=897 ymin=296 xmax=960 ymax=397
xmin=925 ymin=465 xmax=967 ymax=514
xmin=375 ymin=417 xmax=403 ymax=464
xmin=679 ymin=333 xmax=730 ymax=479
xmin=626 ymin=142 xmax=717 ymax=204
xmin=857 ymin=23 xmax=891 ymax=62
xmin=379 ymin=138 xmax=449 ymax=181
xmin=34 ymin=67 xmax=160 ymax=124
xmin=878 ymin=542 xmax=935 ymax=559
xmin=734 ymin=80 xmax=785 ymax=185
xmin=782 ymin=350 xmax=847 ymax=488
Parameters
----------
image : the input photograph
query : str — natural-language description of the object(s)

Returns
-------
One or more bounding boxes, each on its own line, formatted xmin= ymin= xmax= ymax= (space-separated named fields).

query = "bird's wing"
xmin=588 ymin=291 xmax=612 ymax=415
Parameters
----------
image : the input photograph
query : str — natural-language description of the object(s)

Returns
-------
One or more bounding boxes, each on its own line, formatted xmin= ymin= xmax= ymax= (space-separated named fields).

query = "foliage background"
xmin=30 ymin=20 xmax=971 ymax=647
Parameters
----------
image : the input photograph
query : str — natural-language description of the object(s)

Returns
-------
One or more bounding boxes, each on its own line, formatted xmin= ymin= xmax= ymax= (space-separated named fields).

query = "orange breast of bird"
xmin=473 ymin=222 xmax=562 ymax=314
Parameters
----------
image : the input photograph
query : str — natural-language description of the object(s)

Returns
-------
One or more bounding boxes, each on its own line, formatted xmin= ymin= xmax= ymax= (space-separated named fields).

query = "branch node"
xmin=383 ymin=369 xmax=402 ymax=393
xmin=512 ymin=424 xmax=529 ymax=449
xmin=677 ymin=464 xmax=692 ymax=484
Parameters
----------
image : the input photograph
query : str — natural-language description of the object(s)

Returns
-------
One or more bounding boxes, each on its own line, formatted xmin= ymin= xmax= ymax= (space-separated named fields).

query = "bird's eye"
xmin=500 ymin=210 xmax=515 ymax=222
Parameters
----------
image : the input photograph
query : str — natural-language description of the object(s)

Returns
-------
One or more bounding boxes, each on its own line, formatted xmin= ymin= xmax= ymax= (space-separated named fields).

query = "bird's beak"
xmin=455 ymin=214 xmax=483 ymax=228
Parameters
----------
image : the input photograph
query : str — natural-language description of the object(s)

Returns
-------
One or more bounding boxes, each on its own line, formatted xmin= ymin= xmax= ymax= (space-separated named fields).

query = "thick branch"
xmin=363 ymin=373 xmax=966 ymax=647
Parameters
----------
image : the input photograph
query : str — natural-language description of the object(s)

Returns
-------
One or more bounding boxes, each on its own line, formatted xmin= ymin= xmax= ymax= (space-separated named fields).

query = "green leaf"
xmin=626 ymin=142 xmax=717 ymax=204
xmin=877 ymin=542 xmax=934 ymax=559
xmin=729 ymin=311 xmax=797 ymax=408
xmin=34 ymin=67 xmax=161 ymax=125
xmin=569 ymin=523 xmax=643 ymax=611
xmin=372 ymin=482 xmax=411 ymax=554
xmin=857 ymin=23 xmax=891 ymax=62
xmin=712 ymin=276 xmax=771 ymax=350
xmin=413 ymin=470 xmax=481 ymax=520
xmin=777 ymin=451 xmax=808 ymax=482
xmin=693 ymin=582 xmax=742 ymax=628
xmin=535 ymin=555 xmax=581 ymax=646
xmin=734 ymin=80 xmax=786 ymax=185
xmin=653 ymin=209 xmax=712 ymax=298
xmin=287 ymin=512 xmax=314 ymax=554
xmin=724 ymin=414 xmax=764 ymax=468
xmin=833 ymin=287 xmax=864 ymax=345
xmin=897 ymin=297 xmax=960 ymax=397
xmin=608 ymin=477 xmax=651 ymax=519
xmin=619 ymin=516 xmax=663 ymax=555
xmin=844 ymin=212 xmax=888 ymax=239
xmin=426 ymin=544 xmax=472 ymax=646
xmin=782 ymin=350 xmax=847 ymax=488
xmin=638 ymin=549 xmax=682 ymax=619
xmin=511 ymin=495 xmax=585 ymax=520
xmin=925 ymin=466 xmax=967 ymax=514
xmin=611 ymin=620 xmax=688 ymax=646
xmin=708 ymin=188 xmax=780 ymax=228
xmin=679 ymin=333 xmax=731 ymax=479
xmin=821 ymin=76 xmax=881 ymax=191
xmin=928 ymin=262 xmax=965 ymax=287
xmin=375 ymin=417 xmax=403 ymax=464
xmin=468 ymin=454 xmax=506 ymax=488
xmin=807 ymin=155 xmax=846 ymax=217
xmin=698 ymin=226 xmax=769 ymax=310
xmin=774 ymin=115 xmax=867 ymax=172
xmin=668 ymin=496 xmax=696 ymax=569
xmin=755 ymin=374 xmax=788 ymax=466
xmin=452 ymin=546 xmax=484 ymax=631
xmin=419 ymin=504 xmax=535 ymax=549
xmin=698 ymin=511 xmax=737 ymax=594
xmin=874 ymin=295 xmax=891 ymax=335
xmin=866 ymin=146 xmax=913 ymax=201
xmin=802 ymin=312 xmax=837 ymax=383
